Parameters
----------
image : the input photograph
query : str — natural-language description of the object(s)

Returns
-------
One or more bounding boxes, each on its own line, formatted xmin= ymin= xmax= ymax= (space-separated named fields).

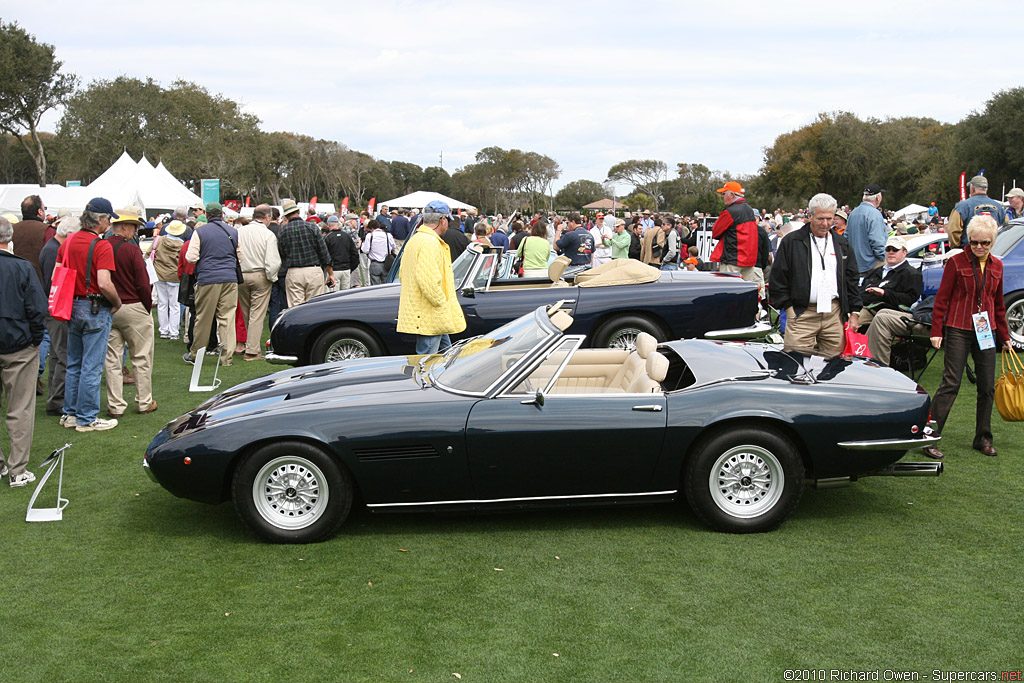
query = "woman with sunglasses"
xmin=925 ymin=215 xmax=1012 ymax=459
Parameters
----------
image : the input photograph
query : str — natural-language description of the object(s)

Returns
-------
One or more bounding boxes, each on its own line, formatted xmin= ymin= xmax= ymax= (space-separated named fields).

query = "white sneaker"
xmin=0 ymin=464 xmax=8 ymax=478
xmin=60 ymin=414 xmax=77 ymax=428
xmin=76 ymin=417 xmax=118 ymax=432
xmin=10 ymin=471 xmax=37 ymax=487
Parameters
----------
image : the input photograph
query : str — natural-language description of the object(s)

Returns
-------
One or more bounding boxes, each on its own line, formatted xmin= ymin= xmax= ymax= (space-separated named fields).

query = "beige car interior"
xmin=517 ymin=331 xmax=668 ymax=395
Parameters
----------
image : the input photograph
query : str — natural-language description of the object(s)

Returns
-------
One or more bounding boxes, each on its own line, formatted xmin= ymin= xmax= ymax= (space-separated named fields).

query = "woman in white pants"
xmin=151 ymin=220 xmax=186 ymax=339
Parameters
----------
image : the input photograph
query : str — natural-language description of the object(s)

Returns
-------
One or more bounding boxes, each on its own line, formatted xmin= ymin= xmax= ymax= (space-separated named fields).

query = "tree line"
xmin=1 ymin=21 xmax=1021 ymax=216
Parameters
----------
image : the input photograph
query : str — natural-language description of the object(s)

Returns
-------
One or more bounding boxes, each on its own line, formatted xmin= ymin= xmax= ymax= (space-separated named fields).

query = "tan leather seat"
xmin=548 ymin=255 xmax=571 ymax=287
xmin=610 ymin=331 xmax=657 ymax=390
xmin=625 ymin=351 xmax=668 ymax=393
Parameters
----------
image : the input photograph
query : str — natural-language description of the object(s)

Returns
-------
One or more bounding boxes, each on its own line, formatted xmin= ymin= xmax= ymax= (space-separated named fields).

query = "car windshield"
xmin=433 ymin=310 xmax=557 ymax=394
xmin=994 ymin=222 xmax=1024 ymax=257
xmin=451 ymin=247 xmax=478 ymax=288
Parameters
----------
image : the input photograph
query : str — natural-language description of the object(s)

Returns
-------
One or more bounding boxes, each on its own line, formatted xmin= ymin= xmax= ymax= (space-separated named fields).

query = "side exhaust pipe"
xmin=863 ymin=462 xmax=943 ymax=477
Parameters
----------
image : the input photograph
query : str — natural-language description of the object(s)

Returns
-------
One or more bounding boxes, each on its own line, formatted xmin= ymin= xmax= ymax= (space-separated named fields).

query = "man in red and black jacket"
xmin=710 ymin=181 xmax=759 ymax=283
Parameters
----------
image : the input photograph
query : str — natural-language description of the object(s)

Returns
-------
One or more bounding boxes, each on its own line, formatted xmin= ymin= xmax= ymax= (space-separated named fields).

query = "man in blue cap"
xmin=397 ymin=200 xmax=466 ymax=355
xmin=56 ymin=197 xmax=122 ymax=432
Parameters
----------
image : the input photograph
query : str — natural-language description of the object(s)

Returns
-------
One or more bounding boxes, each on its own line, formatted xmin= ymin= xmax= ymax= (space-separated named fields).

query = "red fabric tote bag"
xmin=48 ymin=263 xmax=76 ymax=321
xmin=842 ymin=325 xmax=872 ymax=358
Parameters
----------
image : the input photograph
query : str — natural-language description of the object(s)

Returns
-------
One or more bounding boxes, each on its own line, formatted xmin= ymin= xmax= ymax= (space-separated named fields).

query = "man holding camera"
xmin=56 ymin=197 xmax=122 ymax=432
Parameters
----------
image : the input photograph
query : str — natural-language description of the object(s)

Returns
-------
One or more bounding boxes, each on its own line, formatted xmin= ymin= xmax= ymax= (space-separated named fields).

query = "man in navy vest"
xmin=183 ymin=202 xmax=241 ymax=366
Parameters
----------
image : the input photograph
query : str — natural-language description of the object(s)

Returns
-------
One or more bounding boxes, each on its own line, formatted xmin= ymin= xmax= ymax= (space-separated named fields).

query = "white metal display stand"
xmin=26 ymin=443 xmax=71 ymax=522
xmin=189 ymin=346 xmax=222 ymax=392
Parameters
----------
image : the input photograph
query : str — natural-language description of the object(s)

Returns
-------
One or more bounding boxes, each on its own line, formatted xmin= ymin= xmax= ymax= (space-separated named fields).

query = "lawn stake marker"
xmin=189 ymin=346 xmax=223 ymax=392
xmin=26 ymin=443 xmax=71 ymax=523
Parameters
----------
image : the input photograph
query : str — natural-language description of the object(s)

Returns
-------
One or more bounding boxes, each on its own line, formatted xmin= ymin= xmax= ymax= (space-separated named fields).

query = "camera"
xmin=87 ymin=293 xmax=109 ymax=314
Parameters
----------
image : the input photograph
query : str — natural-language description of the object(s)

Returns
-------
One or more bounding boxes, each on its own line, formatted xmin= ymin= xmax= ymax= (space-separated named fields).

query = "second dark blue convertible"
xmin=268 ymin=244 xmax=764 ymax=365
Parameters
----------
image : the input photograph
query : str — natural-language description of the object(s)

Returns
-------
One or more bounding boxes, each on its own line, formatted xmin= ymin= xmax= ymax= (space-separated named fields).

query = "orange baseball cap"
xmin=716 ymin=181 xmax=744 ymax=194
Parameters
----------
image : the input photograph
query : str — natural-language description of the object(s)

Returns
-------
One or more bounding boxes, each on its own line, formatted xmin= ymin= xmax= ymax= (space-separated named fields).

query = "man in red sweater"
xmin=104 ymin=208 xmax=157 ymax=417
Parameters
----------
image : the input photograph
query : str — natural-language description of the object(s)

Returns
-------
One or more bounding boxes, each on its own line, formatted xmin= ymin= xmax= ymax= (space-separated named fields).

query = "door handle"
xmin=632 ymin=404 xmax=662 ymax=412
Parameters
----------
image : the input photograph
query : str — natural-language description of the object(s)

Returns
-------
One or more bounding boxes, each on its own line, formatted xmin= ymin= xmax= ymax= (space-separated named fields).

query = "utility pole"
xmin=439 ymin=151 xmax=443 ymax=170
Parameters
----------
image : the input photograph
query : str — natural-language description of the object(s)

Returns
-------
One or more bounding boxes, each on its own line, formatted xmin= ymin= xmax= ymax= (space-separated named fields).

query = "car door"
xmin=463 ymin=340 xmax=667 ymax=500
xmin=465 ymin=394 xmax=667 ymax=500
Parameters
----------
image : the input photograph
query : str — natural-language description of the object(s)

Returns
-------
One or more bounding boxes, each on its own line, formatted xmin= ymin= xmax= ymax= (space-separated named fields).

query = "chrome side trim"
xmin=265 ymin=352 xmax=298 ymax=365
xmin=367 ymin=489 xmax=678 ymax=508
xmin=837 ymin=435 xmax=941 ymax=451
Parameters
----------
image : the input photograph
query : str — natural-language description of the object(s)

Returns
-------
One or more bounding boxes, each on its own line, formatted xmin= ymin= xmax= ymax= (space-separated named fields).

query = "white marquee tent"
xmin=0 ymin=152 xmax=203 ymax=217
xmin=893 ymin=203 xmax=930 ymax=221
xmin=379 ymin=190 xmax=476 ymax=212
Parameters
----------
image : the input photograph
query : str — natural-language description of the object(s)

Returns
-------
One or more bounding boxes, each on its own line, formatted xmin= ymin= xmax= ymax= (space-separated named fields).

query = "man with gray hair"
xmin=56 ymin=198 xmax=122 ymax=432
xmin=0 ymin=216 xmax=47 ymax=485
xmin=769 ymin=193 xmax=861 ymax=355
xmin=38 ymin=215 xmax=80 ymax=416
xmin=947 ymin=175 xmax=1005 ymax=249
xmin=846 ymin=183 xmax=887 ymax=275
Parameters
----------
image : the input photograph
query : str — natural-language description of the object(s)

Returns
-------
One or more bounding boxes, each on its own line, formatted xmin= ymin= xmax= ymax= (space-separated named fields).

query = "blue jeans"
xmin=38 ymin=326 xmax=50 ymax=377
xmin=660 ymin=263 xmax=679 ymax=271
xmin=64 ymin=299 xmax=114 ymax=425
xmin=268 ymin=277 xmax=287 ymax=329
xmin=415 ymin=334 xmax=452 ymax=355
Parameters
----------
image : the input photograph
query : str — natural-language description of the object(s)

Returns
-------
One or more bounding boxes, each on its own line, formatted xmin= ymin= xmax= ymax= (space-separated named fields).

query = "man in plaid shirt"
xmin=278 ymin=199 xmax=334 ymax=306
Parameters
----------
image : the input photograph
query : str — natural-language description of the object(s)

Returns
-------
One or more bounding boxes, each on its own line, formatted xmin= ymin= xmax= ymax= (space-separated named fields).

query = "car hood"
xmin=307 ymin=283 xmax=401 ymax=304
xmin=194 ymin=355 xmax=423 ymax=416
xmin=675 ymin=339 xmax=919 ymax=391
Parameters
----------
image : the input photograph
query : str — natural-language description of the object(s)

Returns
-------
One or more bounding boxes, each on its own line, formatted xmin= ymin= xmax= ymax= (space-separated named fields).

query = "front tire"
xmin=310 ymin=325 xmax=383 ymax=364
xmin=233 ymin=441 xmax=353 ymax=543
xmin=1005 ymin=291 xmax=1024 ymax=350
xmin=594 ymin=315 xmax=664 ymax=351
xmin=684 ymin=426 xmax=804 ymax=533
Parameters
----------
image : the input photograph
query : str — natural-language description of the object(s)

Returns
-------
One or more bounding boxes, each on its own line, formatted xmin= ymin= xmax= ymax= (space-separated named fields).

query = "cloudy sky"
xmin=9 ymin=0 xmax=1024 ymax=191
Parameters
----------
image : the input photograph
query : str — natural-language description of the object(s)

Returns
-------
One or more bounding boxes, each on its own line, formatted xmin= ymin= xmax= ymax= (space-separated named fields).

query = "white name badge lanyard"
xmin=971 ymin=257 xmax=995 ymax=350
xmin=814 ymin=235 xmax=832 ymax=314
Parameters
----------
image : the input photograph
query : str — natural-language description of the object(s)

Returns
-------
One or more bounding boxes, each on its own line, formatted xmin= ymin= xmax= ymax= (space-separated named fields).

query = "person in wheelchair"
xmin=858 ymin=235 xmax=923 ymax=365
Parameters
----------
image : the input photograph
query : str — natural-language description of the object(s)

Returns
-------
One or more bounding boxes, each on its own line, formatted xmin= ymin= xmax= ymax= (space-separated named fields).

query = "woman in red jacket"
xmin=925 ymin=215 xmax=1013 ymax=459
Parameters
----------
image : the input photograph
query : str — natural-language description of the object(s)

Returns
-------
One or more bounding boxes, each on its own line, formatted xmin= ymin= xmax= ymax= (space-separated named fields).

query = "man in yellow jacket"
xmin=397 ymin=200 xmax=467 ymax=354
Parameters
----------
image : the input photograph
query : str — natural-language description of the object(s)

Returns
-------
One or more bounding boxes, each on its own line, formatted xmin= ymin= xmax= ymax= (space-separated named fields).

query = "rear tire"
xmin=310 ymin=325 xmax=383 ymax=364
xmin=684 ymin=426 xmax=804 ymax=533
xmin=233 ymin=441 xmax=353 ymax=544
xmin=594 ymin=315 xmax=664 ymax=351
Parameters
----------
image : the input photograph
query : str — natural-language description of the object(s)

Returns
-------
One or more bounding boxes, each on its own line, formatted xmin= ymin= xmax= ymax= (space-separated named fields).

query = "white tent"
xmin=0 ymin=183 xmax=129 ymax=216
xmin=89 ymin=152 xmax=202 ymax=213
xmin=379 ymin=190 xmax=476 ymax=212
xmin=893 ymin=203 xmax=930 ymax=220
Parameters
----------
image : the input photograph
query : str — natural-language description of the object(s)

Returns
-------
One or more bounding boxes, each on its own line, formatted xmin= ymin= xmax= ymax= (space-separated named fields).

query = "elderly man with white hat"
xmin=858 ymin=235 xmax=924 ymax=365
xmin=152 ymin=219 xmax=187 ymax=340
xmin=105 ymin=207 xmax=158 ymax=417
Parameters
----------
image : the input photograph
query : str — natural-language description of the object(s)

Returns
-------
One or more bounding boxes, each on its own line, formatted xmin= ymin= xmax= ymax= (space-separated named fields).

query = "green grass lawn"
xmin=0 ymin=326 xmax=1021 ymax=682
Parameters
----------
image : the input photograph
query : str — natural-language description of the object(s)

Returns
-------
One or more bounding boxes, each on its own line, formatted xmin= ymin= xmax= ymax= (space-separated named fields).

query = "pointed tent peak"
xmin=138 ymin=155 xmax=154 ymax=170
xmin=91 ymin=150 xmax=143 ymax=188
xmin=155 ymin=161 xmax=167 ymax=171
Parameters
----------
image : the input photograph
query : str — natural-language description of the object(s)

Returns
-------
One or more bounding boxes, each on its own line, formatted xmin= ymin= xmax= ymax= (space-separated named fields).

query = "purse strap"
xmin=1003 ymin=346 xmax=1024 ymax=375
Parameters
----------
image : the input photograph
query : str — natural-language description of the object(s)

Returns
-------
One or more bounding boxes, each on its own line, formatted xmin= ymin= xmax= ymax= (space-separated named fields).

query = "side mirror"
xmin=461 ymin=287 xmax=475 ymax=298
xmin=520 ymin=390 xmax=545 ymax=407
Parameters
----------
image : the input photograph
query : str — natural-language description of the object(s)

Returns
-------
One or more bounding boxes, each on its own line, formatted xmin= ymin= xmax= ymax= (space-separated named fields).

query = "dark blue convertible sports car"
xmin=267 ymin=243 xmax=765 ymax=365
xmin=147 ymin=303 xmax=942 ymax=543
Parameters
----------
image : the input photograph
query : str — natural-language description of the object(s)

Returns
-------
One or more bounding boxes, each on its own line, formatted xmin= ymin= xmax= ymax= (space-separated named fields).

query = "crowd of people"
xmin=0 ymin=175 xmax=1017 ymax=490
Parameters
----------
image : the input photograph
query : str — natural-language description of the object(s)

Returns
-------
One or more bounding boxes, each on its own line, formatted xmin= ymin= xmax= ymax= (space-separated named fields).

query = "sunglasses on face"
xmin=885 ymin=247 xmax=901 ymax=253
xmin=970 ymin=240 xmax=992 ymax=247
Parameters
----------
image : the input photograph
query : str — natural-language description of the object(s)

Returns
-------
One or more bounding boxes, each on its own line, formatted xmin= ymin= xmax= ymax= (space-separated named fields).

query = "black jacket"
xmin=442 ymin=227 xmax=470 ymax=262
xmin=769 ymin=225 xmax=862 ymax=321
xmin=0 ymin=250 xmax=46 ymax=354
xmin=860 ymin=260 xmax=922 ymax=311
xmin=324 ymin=230 xmax=360 ymax=271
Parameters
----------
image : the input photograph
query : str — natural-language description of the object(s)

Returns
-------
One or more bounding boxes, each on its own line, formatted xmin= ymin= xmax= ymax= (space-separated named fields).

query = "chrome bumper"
xmin=142 ymin=457 xmax=157 ymax=482
xmin=704 ymin=321 xmax=774 ymax=341
xmin=837 ymin=434 xmax=941 ymax=451
xmin=266 ymin=352 xmax=298 ymax=365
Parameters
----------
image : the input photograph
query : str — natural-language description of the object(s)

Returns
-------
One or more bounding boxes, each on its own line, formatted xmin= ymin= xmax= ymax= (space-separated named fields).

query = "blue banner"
xmin=201 ymin=179 xmax=220 ymax=205
xmin=66 ymin=180 xmax=81 ymax=187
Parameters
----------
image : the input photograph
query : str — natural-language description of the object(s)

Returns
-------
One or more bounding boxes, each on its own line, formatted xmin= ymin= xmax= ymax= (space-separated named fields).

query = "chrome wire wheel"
xmin=708 ymin=445 xmax=784 ymax=519
xmin=325 ymin=338 xmax=370 ymax=362
xmin=606 ymin=327 xmax=644 ymax=351
xmin=1006 ymin=296 xmax=1024 ymax=347
xmin=252 ymin=456 xmax=329 ymax=530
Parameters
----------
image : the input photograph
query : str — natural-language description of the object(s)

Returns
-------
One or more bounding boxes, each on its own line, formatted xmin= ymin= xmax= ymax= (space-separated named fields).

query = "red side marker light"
xmin=183 ymin=457 xmax=192 ymax=465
